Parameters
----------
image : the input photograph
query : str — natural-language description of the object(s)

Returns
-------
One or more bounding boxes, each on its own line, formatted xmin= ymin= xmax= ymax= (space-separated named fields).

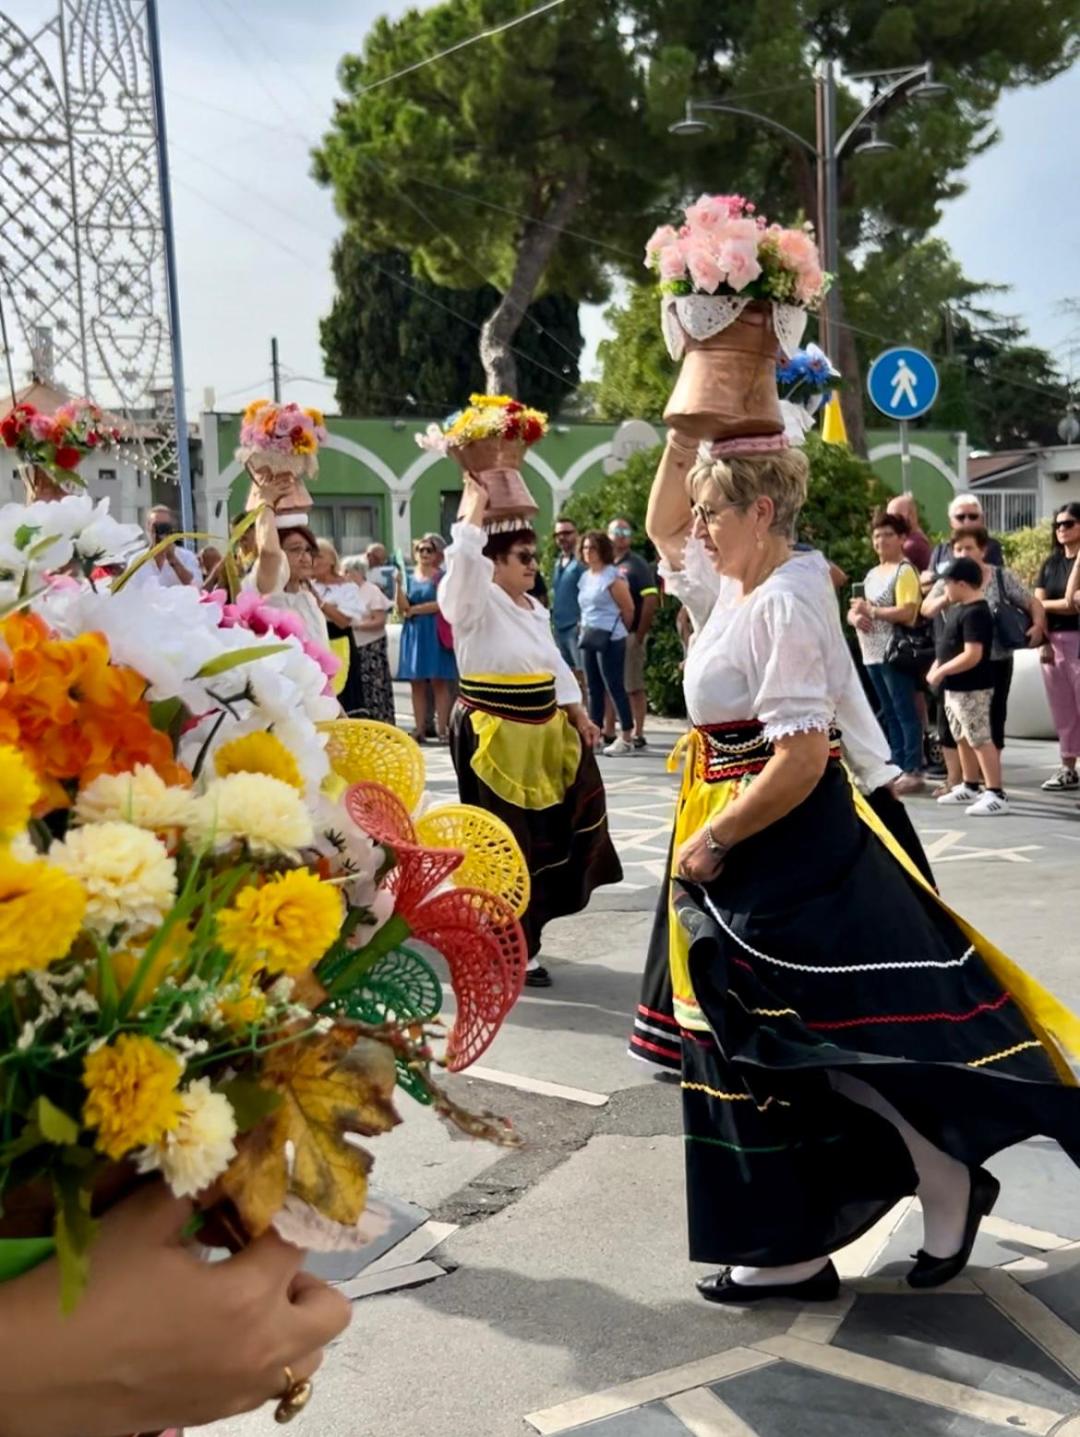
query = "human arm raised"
xmin=436 ymin=476 xmax=495 ymax=632
xmin=646 ymin=430 xmax=699 ymax=570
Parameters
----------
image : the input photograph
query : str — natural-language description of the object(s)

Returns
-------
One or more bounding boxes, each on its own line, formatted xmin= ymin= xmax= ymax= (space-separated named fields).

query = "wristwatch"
xmin=704 ymin=820 xmax=729 ymax=859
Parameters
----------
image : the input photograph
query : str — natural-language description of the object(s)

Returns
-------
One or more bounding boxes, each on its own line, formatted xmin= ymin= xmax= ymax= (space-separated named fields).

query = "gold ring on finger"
xmin=274 ymin=1366 xmax=314 ymax=1424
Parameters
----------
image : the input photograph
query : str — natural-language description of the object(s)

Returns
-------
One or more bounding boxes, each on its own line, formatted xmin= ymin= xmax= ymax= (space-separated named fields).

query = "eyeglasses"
xmin=416 ymin=545 xmax=435 ymax=554
xmin=282 ymin=545 xmax=312 ymax=558
xmin=691 ymin=500 xmax=741 ymax=525
xmin=511 ymin=548 xmax=538 ymax=566
xmin=1055 ymin=519 xmax=1078 ymax=531
xmin=609 ymin=526 xmax=632 ymax=538
xmin=952 ymin=511 xmax=981 ymax=522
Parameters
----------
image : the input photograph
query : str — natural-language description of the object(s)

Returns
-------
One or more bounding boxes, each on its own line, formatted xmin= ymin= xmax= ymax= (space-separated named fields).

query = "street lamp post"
xmin=671 ymin=61 xmax=949 ymax=358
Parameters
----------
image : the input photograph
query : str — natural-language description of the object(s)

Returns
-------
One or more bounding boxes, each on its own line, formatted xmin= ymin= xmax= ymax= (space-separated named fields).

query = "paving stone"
xmin=985 ymin=1139 xmax=1080 ymax=1240
xmin=834 ymin=1291 xmax=1080 ymax=1411
xmin=1026 ymin=1267 xmax=1080 ymax=1331
xmin=566 ymin=1403 xmax=690 ymax=1434
xmin=868 ymin=1208 xmax=1045 ymax=1278
xmin=303 ymin=1191 xmax=427 ymax=1282
xmin=714 ymin=1360 xmax=1013 ymax=1437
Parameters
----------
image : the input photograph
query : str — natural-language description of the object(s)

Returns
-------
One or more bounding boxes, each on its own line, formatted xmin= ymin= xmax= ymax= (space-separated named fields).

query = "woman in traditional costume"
xmin=646 ymin=432 xmax=1080 ymax=1304
xmin=439 ymin=475 xmax=622 ymax=989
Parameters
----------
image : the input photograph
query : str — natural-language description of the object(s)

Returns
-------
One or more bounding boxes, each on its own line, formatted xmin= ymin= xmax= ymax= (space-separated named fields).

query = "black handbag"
xmin=580 ymin=616 xmax=620 ymax=653
xmin=884 ymin=620 xmax=936 ymax=676
xmin=991 ymin=568 xmax=1029 ymax=652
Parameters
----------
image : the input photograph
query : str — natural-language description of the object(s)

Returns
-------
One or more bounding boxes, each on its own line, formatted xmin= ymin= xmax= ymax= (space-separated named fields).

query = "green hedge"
xmin=558 ymin=437 xmax=889 ymax=715
xmin=1001 ymin=521 xmax=1053 ymax=587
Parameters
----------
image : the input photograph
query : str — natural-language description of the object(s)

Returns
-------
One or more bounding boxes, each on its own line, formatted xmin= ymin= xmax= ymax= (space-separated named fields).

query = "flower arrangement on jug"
xmin=0 ymin=400 xmax=123 ymax=484
xmin=416 ymin=394 xmax=548 ymax=454
xmin=645 ymin=194 xmax=827 ymax=307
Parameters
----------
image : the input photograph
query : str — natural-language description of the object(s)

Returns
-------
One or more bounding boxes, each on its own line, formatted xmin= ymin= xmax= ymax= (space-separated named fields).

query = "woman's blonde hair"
xmin=689 ymin=448 xmax=809 ymax=539
xmin=316 ymin=537 xmax=341 ymax=570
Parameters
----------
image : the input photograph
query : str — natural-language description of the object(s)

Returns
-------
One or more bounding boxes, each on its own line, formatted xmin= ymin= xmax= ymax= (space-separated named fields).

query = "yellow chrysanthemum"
xmin=242 ymin=398 xmax=270 ymax=424
xmin=214 ymin=732 xmax=304 ymax=792
xmin=82 ymin=1034 xmax=183 ymax=1161
xmin=216 ymin=869 xmax=343 ymax=976
xmin=0 ymin=744 xmax=40 ymax=839
xmin=217 ymin=965 xmax=268 ymax=1029
xmin=48 ymin=822 xmax=177 ymax=938
xmin=0 ymin=849 xmax=86 ymax=979
xmin=75 ymin=765 xmax=195 ymax=832
xmin=187 ymin=773 xmax=313 ymax=857
xmin=303 ymin=406 xmax=325 ymax=427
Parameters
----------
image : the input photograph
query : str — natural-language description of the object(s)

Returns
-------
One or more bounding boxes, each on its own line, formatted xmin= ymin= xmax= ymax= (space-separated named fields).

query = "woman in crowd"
xmin=848 ymin=510 xmax=924 ymax=794
xmin=247 ymin=497 xmax=329 ymax=650
xmin=1037 ymin=502 xmax=1080 ymax=792
xmin=645 ymin=438 xmax=1080 ymax=1306
xmin=339 ymin=554 xmax=396 ymax=724
xmin=922 ymin=527 xmax=1043 ymax=802
xmin=577 ymin=531 xmax=636 ymax=757
xmin=439 ymin=478 xmax=622 ymax=989
xmin=396 ymin=535 xmax=456 ymax=743
xmin=0 ymin=1185 xmax=348 ymax=1437
xmin=312 ymin=539 xmax=372 ymax=716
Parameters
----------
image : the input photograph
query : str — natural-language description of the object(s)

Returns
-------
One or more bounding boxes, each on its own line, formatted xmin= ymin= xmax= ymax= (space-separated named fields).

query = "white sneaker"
xmin=1042 ymin=767 xmax=1079 ymax=791
xmin=936 ymin=783 xmax=981 ymax=805
xmin=603 ymin=736 xmax=635 ymax=757
xmin=967 ymin=790 xmax=1009 ymax=816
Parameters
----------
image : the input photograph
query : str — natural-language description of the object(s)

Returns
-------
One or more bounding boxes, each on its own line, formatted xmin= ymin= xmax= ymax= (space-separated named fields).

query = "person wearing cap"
xmin=438 ymin=475 xmax=622 ymax=989
xmin=925 ymin=555 xmax=1007 ymax=815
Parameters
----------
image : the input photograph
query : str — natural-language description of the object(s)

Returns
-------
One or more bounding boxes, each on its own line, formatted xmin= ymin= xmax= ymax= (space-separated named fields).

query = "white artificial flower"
xmin=135 ymin=1078 xmax=238 ymax=1198
xmin=48 ymin=821 xmax=177 ymax=937
xmin=74 ymin=498 xmax=145 ymax=565
xmin=187 ymin=772 xmax=314 ymax=856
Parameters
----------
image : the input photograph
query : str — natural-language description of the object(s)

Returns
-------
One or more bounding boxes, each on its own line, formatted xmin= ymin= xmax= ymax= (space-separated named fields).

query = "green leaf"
xmin=110 ymin=530 xmax=216 ymax=593
xmin=0 ymin=1122 xmax=45 ymax=1162
xmin=32 ymin=1096 xmax=79 ymax=1146
xmin=13 ymin=523 xmax=41 ymax=551
xmin=219 ymin=1078 xmax=283 ymax=1134
xmin=149 ymin=697 xmax=185 ymax=738
xmin=51 ymin=1170 xmax=98 ymax=1313
xmin=194 ymin=642 xmax=291 ymax=678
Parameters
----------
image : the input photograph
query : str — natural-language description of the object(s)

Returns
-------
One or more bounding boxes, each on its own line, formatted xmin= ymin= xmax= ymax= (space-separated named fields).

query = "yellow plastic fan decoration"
xmin=414 ymin=804 xmax=530 ymax=919
xmin=318 ymin=719 xmax=425 ymax=813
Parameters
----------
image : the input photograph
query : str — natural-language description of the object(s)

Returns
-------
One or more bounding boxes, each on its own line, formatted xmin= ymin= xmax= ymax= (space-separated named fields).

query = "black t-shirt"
xmin=1037 ymin=551 xmax=1079 ymax=632
xmin=615 ymin=550 xmax=658 ymax=633
xmin=937 ymin=600 xmax=995 ymax=691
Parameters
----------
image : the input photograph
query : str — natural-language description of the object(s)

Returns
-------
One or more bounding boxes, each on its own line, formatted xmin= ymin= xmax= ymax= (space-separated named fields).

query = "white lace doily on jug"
xmin=660 ymin=295 xmax=809 ymax=362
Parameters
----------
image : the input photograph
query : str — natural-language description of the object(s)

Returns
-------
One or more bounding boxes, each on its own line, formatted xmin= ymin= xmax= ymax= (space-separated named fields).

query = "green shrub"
xmin=557 ymin=437 xmax=890 ymax=715
xmin=1001 ymin=521 xmax=1053 ymax=586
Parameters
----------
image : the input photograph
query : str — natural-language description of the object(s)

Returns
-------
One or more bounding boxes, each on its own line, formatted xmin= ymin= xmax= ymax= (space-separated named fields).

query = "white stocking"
xmin=729 ymin=1258 xmax=830 ymax=1287
xmin=831 ymin=1071 xmax=970 ymax=1259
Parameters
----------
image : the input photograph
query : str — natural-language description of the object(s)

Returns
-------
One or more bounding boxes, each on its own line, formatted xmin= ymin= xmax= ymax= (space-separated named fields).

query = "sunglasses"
xmin=416 ymin=545 xmax=435 ymax=554
xmin=511 ymin=548 xmax=538 ymax=565
xmin=609 ymin=527 xmax=632 ymax=538
xmin=953 ymin=512 xmax=981 ymax=521
xmin=1056 ymin=519 xmax=1078 ymax=530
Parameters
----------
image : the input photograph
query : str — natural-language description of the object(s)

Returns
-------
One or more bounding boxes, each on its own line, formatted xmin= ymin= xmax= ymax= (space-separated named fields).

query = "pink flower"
xmin=644 ymin=224 xmax=679 ymax=262
xmin=29 ymin=412 xmax=58 ymax=443
xmin=685 ymin=244 xmax=724 ymax=294
xmin=685 ymin=194 xmax=752 ymax=232
xmin=774 ymin=226 xmax=821 ymax=272
xmin=796 ymin=265 xmax=825 ymax=303
xmin=658 ymin=244 xmax=688 ymax=282
xmin=720 ymin=239 xmax=763 ymax=292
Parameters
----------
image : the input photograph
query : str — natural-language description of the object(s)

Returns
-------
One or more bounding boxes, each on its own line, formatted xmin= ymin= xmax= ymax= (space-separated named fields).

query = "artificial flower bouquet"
xmin=0 ymin=504 xmax=527 ymax=1310
xmin=645 ymin=194 xmax=826 ymax=307
xmin=776 ymin=344 xmax=842 ymax=447
xmin=0 ymin=399 xmax=123 ymax=491
xmin=416 ymin=394 xmax=548 ymax=455
xmin=239 ymin=400 xmax=328 ymax=474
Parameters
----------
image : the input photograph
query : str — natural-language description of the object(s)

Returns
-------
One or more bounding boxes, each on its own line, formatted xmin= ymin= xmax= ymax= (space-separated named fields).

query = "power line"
xmin=354 ymin=0 xmax=567 ymax=96
xmin=190 ymin=0 xmax=309 ymax=133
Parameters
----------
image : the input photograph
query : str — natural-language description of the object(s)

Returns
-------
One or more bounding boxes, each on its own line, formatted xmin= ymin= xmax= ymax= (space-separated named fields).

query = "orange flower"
xmin=0 ymin=613 xmax=187 ymax=811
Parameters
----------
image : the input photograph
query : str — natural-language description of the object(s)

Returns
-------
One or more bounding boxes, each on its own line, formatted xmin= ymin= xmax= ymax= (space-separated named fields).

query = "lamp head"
xmin=853 ymin=124 xmax=896 ymax=157
xmin=669 ymin=102 xmax=712 ymax=137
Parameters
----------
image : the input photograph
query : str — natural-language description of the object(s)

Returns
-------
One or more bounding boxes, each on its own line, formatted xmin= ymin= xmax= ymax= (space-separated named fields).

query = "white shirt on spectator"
xmin=127 ymin=543 xmax=201 ymax=589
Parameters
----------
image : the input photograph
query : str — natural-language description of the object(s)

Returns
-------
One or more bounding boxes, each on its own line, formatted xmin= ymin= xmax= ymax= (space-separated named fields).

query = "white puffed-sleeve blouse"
xmin=438 ymin=521 xmax=581 ymax=706
xmin=662 ymin=543 xmax=898 ymax=794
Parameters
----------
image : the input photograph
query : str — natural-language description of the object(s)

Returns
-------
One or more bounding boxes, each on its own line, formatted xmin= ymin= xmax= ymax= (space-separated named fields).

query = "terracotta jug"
xmin=243 ymin=459 xmax=313 ymax=518
xmin=664 ymin=301 xmax=783 ymax=441
xmin=452 ymin=436 xmax=538 ymax=527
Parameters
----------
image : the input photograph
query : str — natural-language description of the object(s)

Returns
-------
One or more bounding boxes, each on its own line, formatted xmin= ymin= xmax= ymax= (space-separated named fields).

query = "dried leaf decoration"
xmin=221 ymin=1027 xmax=401 ymax=1237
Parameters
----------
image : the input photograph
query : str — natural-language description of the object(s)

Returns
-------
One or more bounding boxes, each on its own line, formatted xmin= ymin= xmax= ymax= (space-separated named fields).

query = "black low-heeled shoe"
xmin=906 ymin=1167 xmax=1000 ymax=1289
xmin=697 ymin=1260 xmax=840 ymax=1306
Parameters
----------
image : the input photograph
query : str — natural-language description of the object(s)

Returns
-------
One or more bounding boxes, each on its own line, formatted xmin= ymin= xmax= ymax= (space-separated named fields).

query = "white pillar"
xmin=954 ymin=431 xmax=967 ymax=492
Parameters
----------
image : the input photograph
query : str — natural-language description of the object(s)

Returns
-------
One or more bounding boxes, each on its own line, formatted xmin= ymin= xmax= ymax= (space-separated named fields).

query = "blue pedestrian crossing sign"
xmin=867 ymin=346 xmax=939 ymax=422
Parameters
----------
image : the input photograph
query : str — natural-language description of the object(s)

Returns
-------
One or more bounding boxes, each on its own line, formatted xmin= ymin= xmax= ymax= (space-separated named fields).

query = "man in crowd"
xmin=551 ymin=516 xmax=584 ymax=683
xmin=606 ymin=516 xmax=658 ymax=751
xmin=887 ymin=492 xmax=933 ymax=572
xmin=365 ymin=542 xmax=398 ymax=600
xmin=130 ymin=504 xmax=200 ymax=588
xmin=923 ymin=494 xmax=1003 ymax=588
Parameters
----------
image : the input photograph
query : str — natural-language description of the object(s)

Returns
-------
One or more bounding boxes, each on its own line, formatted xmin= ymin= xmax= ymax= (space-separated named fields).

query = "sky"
xmin=7 ymin=0 xmax=1080 ymax=421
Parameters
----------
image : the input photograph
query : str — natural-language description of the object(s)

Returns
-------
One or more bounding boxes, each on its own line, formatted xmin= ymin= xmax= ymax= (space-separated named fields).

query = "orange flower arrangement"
xmin=0 ymin=612 xmax=187 ymax=809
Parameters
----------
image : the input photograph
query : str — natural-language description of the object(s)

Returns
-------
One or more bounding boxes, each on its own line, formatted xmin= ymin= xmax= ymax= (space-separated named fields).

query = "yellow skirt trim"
xmin=852 ymin=787 xmax=1080 ymax=1084
xmin=467 ymin=707 xmax=581 ymax=811
xmin=328 ymin=636 xmax=350 ymax=697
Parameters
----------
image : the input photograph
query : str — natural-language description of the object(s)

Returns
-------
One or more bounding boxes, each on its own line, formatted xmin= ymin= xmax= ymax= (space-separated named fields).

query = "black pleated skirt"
xmin=449 ymin=701 xmax=623 ymax=958
xmin=676 ymin=761 xmax=1080 ymax=1267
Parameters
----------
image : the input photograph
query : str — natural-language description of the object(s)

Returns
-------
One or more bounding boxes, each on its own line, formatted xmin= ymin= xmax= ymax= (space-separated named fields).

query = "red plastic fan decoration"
xmin=343 ymin=780 xmax=528 ymax=1067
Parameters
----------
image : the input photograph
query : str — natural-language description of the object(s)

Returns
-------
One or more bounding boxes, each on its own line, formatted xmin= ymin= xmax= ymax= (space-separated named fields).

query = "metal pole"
xmin=0 ymin=288 xmax=18 ymax=409
xmin=145 ymin=0 xmax=194 ymax=538
xmin=271 ymin=337 xmax=281 ymax=402
xmin=899 ymin=419 xmax=911 ymax=493
xmin=819 ymin=60 xmax=840 ymax=359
